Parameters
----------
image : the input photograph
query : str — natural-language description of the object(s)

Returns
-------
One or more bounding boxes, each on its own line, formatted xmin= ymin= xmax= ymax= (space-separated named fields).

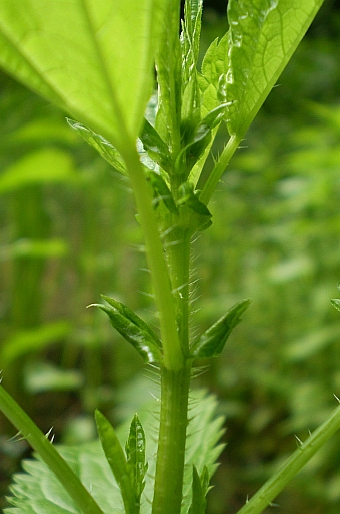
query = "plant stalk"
xmin=200 ymin=134 xmax=241 ymax=205
xmin=236 ymin=401 xmax=340 ymax=514
xmin=122 ymin=145 xmax=183 ymax=371
xmin=152 ymin=362 xmax=192 ymax=514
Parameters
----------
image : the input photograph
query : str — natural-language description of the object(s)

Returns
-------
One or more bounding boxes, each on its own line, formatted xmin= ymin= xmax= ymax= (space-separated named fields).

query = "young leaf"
xmin=125 ymin=414 xmax=148 ymax=506
xmin=155 ymin=0 xmax=182 ymax=148
xmin=176 ymin=104 xmax=229 ymax=173
xmin=146 ymin=171 xmax=178 ymax=214
xmin=0 ymin=0 xmax=166 ymax=152
xmin=197 ymin=33 xmax=229 ymax=116
xmin=180 ymin=0 xmax=203 ymax=133
xmin=177 ymin=182 xmax=212 ymax=232
xmin=188 ymin=466 xmax=209 ymax=514
xmin=95 ymin=410 xmax=135 ymax=514
xmin=67 ymin=119 xmax=127 ymax=175
xmin=225 ymin=0 xmax=325 ymax=137
xmin=90 ymin=295 xmax=162 ymax=364
xmin=140 ymin=119 xmax=173 ymax=174
xmin=331 ymin=298 xmax=340 ymax=312
xmin=191 ymin=298 xmax=251 ymax=358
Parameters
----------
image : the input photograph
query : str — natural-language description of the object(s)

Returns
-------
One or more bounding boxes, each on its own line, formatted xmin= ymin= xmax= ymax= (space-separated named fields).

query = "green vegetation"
xmin=1 ymin=0 xmax=340 ymax=513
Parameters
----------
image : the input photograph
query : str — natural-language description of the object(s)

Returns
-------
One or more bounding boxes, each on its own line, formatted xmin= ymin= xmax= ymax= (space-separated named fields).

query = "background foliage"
xmin=1 ymin=2 xmax=340 ymax=513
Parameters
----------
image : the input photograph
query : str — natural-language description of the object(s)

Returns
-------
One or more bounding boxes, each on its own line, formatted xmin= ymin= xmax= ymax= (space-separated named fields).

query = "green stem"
xmin=200 ymin=134 xmax=241 ymax=205
xmin=121 ymin=145 xmax=183 ymax=371
xmin=236 ymin=401 xmax=340 ymax=514
xmin=152 ymin=362 xmax=192 ymax=514
xmin=152 ymin=222 xmax=192 ymax=513
xmin=166 ymin=227 xmax=192 ymax=355
xmin=0 ymin=385 xmax=104 ymax=514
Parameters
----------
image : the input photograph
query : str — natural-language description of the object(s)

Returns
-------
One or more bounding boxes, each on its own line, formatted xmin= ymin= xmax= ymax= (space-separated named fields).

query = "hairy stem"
xmin=152 ymin=362 xmax=192 ymax=514
xmin=200 ymin=134 xmax=241 ymax=205
xmin=122 ymin=145 xmax=183 ymax=370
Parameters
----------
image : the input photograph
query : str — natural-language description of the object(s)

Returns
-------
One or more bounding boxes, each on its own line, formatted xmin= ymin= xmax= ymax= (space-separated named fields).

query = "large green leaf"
xmin=226 ymin=0 xmax=325 ymax=137
xmin=0 ymin=0 xmax=165 ymax=152
xmin=5 ymin=390 xmax=224 ymax=514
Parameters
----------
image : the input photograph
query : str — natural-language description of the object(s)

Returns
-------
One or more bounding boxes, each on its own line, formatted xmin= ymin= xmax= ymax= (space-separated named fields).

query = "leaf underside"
xmin=0 ymin=0 xmax=165 ymax=152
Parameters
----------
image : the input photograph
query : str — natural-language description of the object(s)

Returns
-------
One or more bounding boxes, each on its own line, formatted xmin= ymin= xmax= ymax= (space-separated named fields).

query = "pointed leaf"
xmin=0 ymin=0 xmax=166 ymax=152
xmin=225 ymin=0 xmax=325 ymax=137
xmin=191 ymin=298 xmax=251 ymax=358
xmin=188 ymin=466 xmax=208 ymax=514
xmin=67 ymin=119 xmax=127 ymax=175
xmin=155 ymin=0 xmax=182 ymax=146
xmin=180 ymin=0 xmax=203 ymax=131
xmin=95 ymin=410 xmax=135 ymax=514
xmin=177 ymin=182 xmax=211 ymax=217
xmin=125 ymin=414 xmax=148 ymax=505
xmin=177 ymin=103 xmax=229 ymax=173
xmin=140 ymin=119 xmax=173 ymax=173
xmin=331 ymin=299 xmax=340 ymax=313
xmin=146 ymin=171 xmax=178 ymax=214
xmin=90 ymin=296 xmax=162 ymax=364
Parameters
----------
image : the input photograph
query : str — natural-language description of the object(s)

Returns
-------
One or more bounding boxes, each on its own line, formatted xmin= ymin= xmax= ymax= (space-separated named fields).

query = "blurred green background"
xmin=1 ymin=2 xmax=340 ymax=512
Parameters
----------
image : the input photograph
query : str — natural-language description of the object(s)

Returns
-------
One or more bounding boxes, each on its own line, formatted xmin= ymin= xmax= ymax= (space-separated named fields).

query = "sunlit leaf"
xmin=225 ymin=0 xmax=325 ymax=137
xmin=67 ymin=119 xmax=127 ymax=175
xmin=0 ymin=0 xmax=166 ymax=152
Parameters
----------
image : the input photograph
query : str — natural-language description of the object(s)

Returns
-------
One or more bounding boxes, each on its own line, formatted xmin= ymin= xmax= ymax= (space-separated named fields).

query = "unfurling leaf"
xmin=180 ymin=0 xmax=203 ymax=134
xmin=331 ymin=298 xmax=340 ymax=312
xmin=146 ymin=171 xmax=178 ymax=214
xmin=90 ymin=295 xmax=162 ymax=364
xmin=177 ymin=103 xmax=229 ymax=173
xmin=188 ymin=465 xmax=209 ymax=514
xmin=95 ymin=410 xmax=136 ymax=514
xmin=140 ymin=119 xmax=172 ymax=173
xmin=67 ymin=119 xmax=127 ymax=175
xmin=126 ymin=414 xmax=148 ymax=504
xmin=191 ymin=298 xmax=251 ymax=358
xmin=176 ymin=182 xmax=212 ymax=232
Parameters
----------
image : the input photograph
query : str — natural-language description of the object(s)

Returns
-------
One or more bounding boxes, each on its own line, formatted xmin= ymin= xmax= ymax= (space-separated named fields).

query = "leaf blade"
xmin=90 ymin=296 xmax=162 ymax=364
xmin=226 ymin=0 xmax=325 ymax=137
xmin=95 ymin=410 xmax=135 ymax=514
xmin=0 ymin=0 xmax=165 ymax=151
xmin=191 ymin=299 xmax=251 ymax=358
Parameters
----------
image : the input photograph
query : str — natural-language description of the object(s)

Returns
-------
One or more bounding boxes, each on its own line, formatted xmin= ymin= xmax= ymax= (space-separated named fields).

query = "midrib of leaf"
xmin=78 ymin=0 xmax=130 ymax=148
xmin=0 ymin=22 xmax=65 ymax=109
xmin=0 ymin=8 xmax=123 ymax=150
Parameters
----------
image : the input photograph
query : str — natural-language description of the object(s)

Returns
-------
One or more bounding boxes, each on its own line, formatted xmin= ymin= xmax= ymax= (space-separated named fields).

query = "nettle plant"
xmin=2 ymin=0 xmax=340 ymax=513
